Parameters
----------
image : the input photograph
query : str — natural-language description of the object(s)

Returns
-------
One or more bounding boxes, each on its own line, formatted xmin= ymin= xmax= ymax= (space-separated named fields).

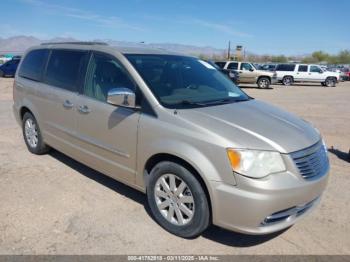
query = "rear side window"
xmin=45 ymin=50 xmax=87 ymax=91
xmin=276 ymin=64 xmax=296 ymax=71
xmin=215 ymin=62 xmax=226 ymax=69
xmin=227 ymin=62 xmax=238 ymax=70
xmin=298 ymin=65 xmax=308 ymax=72
xmin=19 ymin=49 xmax=48 ymax=81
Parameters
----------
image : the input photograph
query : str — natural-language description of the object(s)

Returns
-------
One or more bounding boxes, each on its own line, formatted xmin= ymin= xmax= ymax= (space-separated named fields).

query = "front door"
xmin=237 ymin=62 xmax=256 ymax=83
xmin=75 ymin=52 xmax=140 ymax=184
xmin=308 ymin=65 xmax=325 ymax=82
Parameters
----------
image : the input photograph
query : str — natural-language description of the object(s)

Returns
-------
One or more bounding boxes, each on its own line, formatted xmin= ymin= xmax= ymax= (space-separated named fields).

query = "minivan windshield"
xmin=125 ymin=54 xmax=250 ymax=108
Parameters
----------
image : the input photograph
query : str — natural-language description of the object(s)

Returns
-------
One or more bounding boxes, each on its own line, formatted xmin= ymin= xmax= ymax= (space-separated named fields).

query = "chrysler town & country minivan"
xmin=13 ymin=42 xmax=329 ymax=238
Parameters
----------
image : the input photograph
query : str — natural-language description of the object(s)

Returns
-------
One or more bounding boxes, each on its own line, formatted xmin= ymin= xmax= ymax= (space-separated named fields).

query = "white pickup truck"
xmin=275 ymin=64 xmax=340 ymax=87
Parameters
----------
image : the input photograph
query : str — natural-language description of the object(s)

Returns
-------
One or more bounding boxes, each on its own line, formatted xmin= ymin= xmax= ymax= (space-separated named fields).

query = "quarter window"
xmin=45 ymin=50 xmax=87 ymax=91
xmin=298 ymin=65 xmax=308 ymax=72
xmin=18 ymin=49 xmax=48 ymax=81
xmin=84 ymin=53 xmax=136 ymax=102
xmin=227 ymin=62 xmax=238 ymax=70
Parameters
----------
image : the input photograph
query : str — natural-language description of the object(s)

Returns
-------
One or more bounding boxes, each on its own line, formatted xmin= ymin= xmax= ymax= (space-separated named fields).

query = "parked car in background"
xmin=215 ymin=61 xmax=277 ymax=88
xmin=207 ymin=60 xmax=239 ymax=84
xmin=260 ymin=63 xmax=277 ymax=72
xmin=253 ymin=63 xmax=263 ymax=70
xmin=341 ymin=68 xmax=350 ymax=81
xmin=13 ymin=42 xmax=329 ymax=238
xmin=275 ymin=64 xmax=339 ymax=87
xmin=0 ymin=57 xmax=21 ymax=77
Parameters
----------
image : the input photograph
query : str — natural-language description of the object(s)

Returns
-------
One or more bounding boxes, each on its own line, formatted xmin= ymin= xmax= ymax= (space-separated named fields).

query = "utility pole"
xmin=227 ymin=41 xmax=231 ymax=60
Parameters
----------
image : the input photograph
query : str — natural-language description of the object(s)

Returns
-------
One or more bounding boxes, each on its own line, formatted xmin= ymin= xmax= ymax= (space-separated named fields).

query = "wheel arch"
xmin=257 ymin=75 xmax=271 ymax=83
xmin=20 ymin=106 xmax=33 ymax=120
xmin=144 ymin=153 xmax=213 ymax=222
xmin=283 ymin=75 xmax=294 ymax=80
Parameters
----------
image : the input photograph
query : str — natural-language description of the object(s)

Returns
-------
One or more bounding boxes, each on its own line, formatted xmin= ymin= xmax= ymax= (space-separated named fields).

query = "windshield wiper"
xmin=174 ymin=98 xmax=249 ymax=108
xmin=176 ymin=100 xmax=208 ymax=106
xmin=199 ymin=98 xmax=249 ymax=105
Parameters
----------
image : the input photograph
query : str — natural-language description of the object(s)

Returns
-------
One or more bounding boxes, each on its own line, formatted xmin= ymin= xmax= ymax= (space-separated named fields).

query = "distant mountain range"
xmin=0 ymin=36 xmax=225 ymax=56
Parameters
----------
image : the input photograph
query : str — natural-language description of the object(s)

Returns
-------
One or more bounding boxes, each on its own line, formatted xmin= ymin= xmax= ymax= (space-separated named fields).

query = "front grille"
xmin=291 ymin=141 xmax=329 ymax=180
xmin=261 ymin=198 xmax=318 ymax=226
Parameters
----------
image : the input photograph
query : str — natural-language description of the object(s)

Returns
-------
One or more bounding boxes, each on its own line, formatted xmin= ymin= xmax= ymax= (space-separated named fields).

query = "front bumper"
xmin=209 ymin=169 xmax=328 ymax=235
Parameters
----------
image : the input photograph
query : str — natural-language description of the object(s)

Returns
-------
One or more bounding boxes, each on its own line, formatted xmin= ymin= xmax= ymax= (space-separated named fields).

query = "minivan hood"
xmin=177 ymin=99 xmax=320 ymax=153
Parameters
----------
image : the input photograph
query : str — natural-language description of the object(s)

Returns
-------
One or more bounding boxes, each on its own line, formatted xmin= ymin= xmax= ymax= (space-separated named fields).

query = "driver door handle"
xmin=78 ymin=105 xmax=91 ymax=114
xmin=63 ymin=100 xmax=74 ymax=109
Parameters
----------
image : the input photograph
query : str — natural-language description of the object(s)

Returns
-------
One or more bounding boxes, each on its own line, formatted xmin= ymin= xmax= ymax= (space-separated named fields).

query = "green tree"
xmin=270 ymin=55 xmax=288 ymax=63
xmin=336 ymin=50 xmax=350 ymax=64
xmin=311 ymin=51 xmax=329 ymax=62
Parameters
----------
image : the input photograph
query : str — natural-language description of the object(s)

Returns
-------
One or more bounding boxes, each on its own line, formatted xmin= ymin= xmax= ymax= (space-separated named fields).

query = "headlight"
xmin=226 ymin=149 xmax=286 ymax=178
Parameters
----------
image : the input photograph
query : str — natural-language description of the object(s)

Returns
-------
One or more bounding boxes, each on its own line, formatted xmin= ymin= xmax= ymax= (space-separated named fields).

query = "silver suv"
xmin=13 ymin=42 xmax=329 ymax=238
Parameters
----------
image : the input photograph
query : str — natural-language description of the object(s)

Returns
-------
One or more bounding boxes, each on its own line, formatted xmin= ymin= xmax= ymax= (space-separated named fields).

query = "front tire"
xmin=282 ymin=76 xmax=294 ymax=86
xmin=324 ymin=77 xmax=336 ymax=87
xmin=257 ymin=77 xmax=271 ymax=89
xmin=147 ymin=161 xmax=210 ymax=238
xmin=22 ymin=112 xmax=50 ymax=155
xmin=0 ymin=70 xmax=4 ymax=77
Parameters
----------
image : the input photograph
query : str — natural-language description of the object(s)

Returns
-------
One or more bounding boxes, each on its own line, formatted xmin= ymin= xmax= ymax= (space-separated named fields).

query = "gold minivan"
xmin=13 ymin=42 xmax=329 ymax=238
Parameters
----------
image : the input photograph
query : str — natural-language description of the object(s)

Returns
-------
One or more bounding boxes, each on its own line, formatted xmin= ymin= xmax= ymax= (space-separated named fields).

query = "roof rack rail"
xmin=41 ymin=41 xmax=108 ymax=46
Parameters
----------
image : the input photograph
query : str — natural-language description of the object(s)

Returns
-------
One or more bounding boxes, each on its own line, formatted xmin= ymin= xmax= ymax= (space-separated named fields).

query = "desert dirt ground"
xmin=0 ymin=78 xmax=349 ymax=255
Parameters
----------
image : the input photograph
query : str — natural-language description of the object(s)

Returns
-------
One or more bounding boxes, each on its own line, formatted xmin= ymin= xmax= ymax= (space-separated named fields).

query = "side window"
xmin=275 ymin=64 xmax=296 ymax=71
xmin=240 ymin=63 xmax=253 ymax=71
xmin=298 ymin=65 xmax=308 ymax=72
xmin=84 ymin=53 xmax=136 ymax=102
xmin=18 ymin=49 xmax=48 ymax=81
xmin=227 ymin=62 xmax=238 ymax=70
xmin=310 ymin=66 xmax=322 ymax=73
xmin=45 ymin=50 xmax=87 ymax=91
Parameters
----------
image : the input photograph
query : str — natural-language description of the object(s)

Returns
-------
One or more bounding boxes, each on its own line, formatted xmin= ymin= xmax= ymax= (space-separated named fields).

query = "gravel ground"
xmin=0 ymin=78 xmax=349 ymax=255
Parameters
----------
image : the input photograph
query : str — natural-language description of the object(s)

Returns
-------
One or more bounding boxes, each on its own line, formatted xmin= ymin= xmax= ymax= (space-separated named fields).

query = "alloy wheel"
xmin=24 ymin=118 xmax=38 ymax=148
xmin=154 ymin=174 xmax=195 ymax=226
xmin=259 ymin=79 xmax=269 ymax=88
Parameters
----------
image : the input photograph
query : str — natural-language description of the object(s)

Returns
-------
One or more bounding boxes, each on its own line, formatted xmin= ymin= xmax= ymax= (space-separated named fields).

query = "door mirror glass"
xmin=107 ymin=88 xmax=136 ymax=108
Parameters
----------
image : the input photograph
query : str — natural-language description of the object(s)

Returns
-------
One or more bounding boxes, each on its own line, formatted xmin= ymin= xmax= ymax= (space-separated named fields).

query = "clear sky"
xmin=1 ymin=0 xmax=349 ymax=55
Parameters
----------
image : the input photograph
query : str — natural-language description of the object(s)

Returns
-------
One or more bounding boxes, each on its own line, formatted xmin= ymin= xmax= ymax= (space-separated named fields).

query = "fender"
xmin=136 ymin=138 xmax=237 ymax=193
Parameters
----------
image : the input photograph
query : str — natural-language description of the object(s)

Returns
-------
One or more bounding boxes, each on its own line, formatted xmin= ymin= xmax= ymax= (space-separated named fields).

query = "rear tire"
xmin=22 ymin=112 xmax=50 ymax=155
xmin=324 ymin=77 xmax=336 ymax=87
xmin=282 ymin=76 xmax=293 ymax=86
xmin=0 ymin=70 xmax=4 ymax=78
xmin=147 ymin=161 xmax=210 ymax=238
xmin=257 ymin=77 xmax=271 ymax=89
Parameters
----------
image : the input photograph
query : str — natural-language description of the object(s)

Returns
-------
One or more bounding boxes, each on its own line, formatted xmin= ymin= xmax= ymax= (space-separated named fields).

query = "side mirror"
xmin=107 ymin=88 xmax=136 ymax=108
xmin=249 ymin=68 xmax=254 ymax=72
